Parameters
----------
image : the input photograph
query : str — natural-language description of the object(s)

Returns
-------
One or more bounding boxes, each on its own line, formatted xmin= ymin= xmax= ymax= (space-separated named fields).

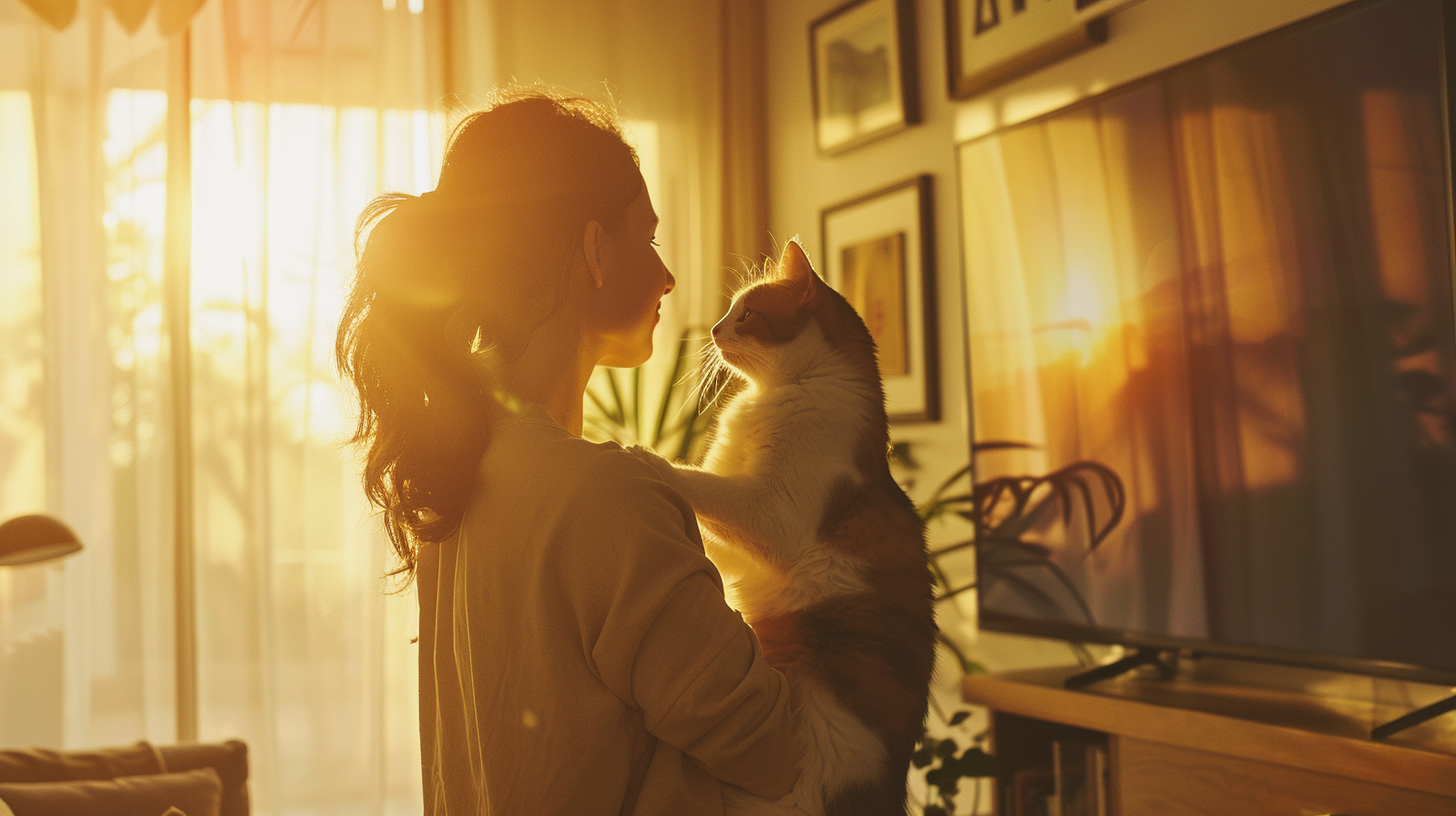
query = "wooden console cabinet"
xmin=962 ymin=664 xmax=1456 ymax=815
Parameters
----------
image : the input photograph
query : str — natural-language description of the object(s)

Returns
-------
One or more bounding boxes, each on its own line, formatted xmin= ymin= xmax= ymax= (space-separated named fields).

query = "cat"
xmin=631 ymin=240 xmax=936 ymax=816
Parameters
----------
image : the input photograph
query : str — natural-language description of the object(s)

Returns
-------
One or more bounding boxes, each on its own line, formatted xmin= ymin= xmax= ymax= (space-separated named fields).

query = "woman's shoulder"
xmin=563 ymin=440 xmax=687 ymax=517
xmin=486 ymin=427 xmax=710 ymax=583
xmin=488 ymin=416 xmax=689 ymax=518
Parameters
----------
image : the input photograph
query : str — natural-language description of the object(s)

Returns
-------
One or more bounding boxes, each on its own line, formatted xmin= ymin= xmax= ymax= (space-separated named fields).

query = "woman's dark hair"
xmin=336 ymin=87 xmax=642 ymax=583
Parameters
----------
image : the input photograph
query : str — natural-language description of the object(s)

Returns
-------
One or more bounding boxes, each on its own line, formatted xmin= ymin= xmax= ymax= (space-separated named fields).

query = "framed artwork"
xmin=810 ymin=0 xmax=920 ymax=155
xmin=945 ymin=0 xmax=1140 ymax=99
xmin=820 ymin=175 xmax=939 ymax=422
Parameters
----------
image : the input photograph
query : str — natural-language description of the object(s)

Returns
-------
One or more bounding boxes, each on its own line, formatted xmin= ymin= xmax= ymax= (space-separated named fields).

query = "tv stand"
xmin=1062 ymin=647 xmax=1175 ymax=689
xmin=964 ymin=662 xmax=1456 ymax=815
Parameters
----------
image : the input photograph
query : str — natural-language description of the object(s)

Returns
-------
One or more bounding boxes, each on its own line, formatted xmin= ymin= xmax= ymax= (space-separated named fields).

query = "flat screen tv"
xmin=957 ymin=0 xmax=1456 ymax=683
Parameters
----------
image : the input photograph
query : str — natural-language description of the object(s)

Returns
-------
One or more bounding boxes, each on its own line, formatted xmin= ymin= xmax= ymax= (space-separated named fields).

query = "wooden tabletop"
xmin=963 ymin=665 xmax=1456 ymax=798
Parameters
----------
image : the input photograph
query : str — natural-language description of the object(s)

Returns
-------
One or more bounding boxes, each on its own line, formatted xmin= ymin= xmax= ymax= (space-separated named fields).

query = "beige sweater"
xmin=417 ymin=407 xmax=803 ymax=815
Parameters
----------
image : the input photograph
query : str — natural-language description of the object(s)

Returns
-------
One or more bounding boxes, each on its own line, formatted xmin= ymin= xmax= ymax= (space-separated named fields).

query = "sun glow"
xmin=0 ymin=92 xmax=45 ymax=519
xmin=1059 ymin=267 xmax=1106 ymax=366
xmin=93 ymin=94 xmax=446 ymax=454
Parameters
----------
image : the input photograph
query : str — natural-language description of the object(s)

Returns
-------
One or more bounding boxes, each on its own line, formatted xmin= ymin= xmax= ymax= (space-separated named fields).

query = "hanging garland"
xmin=16 ymin=0 xmax=208 ymax=36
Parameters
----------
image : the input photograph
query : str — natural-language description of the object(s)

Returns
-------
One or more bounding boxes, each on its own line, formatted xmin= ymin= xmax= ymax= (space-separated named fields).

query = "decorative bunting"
xmin=15 ymin=0 xmax=80 ymax=30
xmin=108 ymin=0 xmax=153 ymax=33
xmin=18 ymin=0 xmax=207 ymax=34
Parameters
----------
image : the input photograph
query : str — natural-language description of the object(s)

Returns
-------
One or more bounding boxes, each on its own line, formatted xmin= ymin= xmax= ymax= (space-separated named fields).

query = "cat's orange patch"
xmin=751 ymin=577 xmax=935 ymax=810
xmin=747 ymin=472 xmax=934 ymax=811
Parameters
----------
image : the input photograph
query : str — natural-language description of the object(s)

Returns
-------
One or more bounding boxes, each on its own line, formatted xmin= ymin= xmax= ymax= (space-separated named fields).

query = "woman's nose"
xmin=664 ymin=269 xmax=676 ymax=294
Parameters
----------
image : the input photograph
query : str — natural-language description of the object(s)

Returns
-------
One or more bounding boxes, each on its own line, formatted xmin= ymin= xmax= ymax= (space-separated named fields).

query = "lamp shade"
xmin=0 ymin=514 xmax=83 ymax=567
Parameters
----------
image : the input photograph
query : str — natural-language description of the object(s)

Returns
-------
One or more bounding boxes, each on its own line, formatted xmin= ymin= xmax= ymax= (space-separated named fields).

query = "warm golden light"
xmin=0 ymin=92 xmax=45 ymax=518
xmin=0 ymin=92 xmax=47 ymax=642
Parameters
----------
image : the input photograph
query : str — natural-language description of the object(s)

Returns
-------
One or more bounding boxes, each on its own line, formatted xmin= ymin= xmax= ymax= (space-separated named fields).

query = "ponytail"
xmin=336 ymin=87 xmax=641 ymax=584
xmin=337 ymin=192 xmax=503 ymax=582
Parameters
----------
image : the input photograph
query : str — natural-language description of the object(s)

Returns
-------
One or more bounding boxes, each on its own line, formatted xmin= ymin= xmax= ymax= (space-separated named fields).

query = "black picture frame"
xmin=944 ymin=0 xmax=1114 ymax=100
xmin=810 ymin=0 xmax=921 ymax=155
xmin=820 ymin=175 xmax=940 ymax=422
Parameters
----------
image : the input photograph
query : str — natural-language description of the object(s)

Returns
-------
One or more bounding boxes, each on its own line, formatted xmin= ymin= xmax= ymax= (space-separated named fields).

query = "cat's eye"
xmin=738 ymin=308 xmax=753 ymax=323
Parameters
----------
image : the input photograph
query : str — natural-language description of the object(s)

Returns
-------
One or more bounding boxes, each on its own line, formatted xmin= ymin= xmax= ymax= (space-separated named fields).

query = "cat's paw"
xmin=626 ymin=444 xmax=675 ymax=478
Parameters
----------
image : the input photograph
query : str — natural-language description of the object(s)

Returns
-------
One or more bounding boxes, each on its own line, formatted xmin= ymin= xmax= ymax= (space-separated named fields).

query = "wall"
xmin=764 ymin=0 xmax=1351 ymax=662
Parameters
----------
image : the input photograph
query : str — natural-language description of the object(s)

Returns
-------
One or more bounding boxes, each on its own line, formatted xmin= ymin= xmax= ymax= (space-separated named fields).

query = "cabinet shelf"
xmin=963 ymin=663 xmax=1456 ymax=815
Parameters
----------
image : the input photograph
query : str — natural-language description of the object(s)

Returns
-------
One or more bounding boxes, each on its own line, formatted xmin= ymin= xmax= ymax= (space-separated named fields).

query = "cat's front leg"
xmin=625 ymin=445 xmax=684 ymax=484
xmin=626 ymin=446 xmax=805 ymax=566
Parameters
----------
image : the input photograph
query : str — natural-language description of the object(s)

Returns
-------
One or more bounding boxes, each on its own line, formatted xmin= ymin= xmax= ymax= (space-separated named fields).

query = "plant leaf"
xmin=982 ymin=567 xmax=1058 ymax=613
xmin=911 ymin=744 xmax=935 ymax=769
xmin=1033 ymin=554 xmax=1097 ymax=626
xmin=926 ymin=463 xmax=974 ymax=505
xmin=952 ymin=746 xmax=997 ymax=777
xmin=971 ymin=439 xmax=1039 ymax=453
xmin=604 ymin=369 xmax=627 ymax=427
xmin=632 ymin=365 xmax=643 ymax=443
xmin=652 ymin=336 xmax=690 ymax=450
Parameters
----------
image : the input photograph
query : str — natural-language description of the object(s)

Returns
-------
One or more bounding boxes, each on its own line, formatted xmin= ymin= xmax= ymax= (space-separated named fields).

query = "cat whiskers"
xmin=692 ymin=340 xmax=736 ymax=414
xmin=717 ymin=343 xmax=771 ymax=383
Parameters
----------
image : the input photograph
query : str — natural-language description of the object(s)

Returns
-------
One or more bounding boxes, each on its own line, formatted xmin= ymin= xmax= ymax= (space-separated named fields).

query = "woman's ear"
xmin=583 ymin=220 xmax=606 ymax=288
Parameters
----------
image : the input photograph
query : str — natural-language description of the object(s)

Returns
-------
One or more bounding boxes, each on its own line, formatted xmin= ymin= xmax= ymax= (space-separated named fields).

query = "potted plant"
xmin=582 ymin=329 xmax=722 ymax=462
xmin=908 ymin=441 xmax=1125 ymax=814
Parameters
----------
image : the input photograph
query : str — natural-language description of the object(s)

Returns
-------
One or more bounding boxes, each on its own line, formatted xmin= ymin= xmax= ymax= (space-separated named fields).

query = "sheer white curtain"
xmin=0 ymin=0 xmax=443 ymax=812
xmin=0 ymin=0 xmax=179 ymax=751
xmin=185 ymin=2 xmax=443 ymax=813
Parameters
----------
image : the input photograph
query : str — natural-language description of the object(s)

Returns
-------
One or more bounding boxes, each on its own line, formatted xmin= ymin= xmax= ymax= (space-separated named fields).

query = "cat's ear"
xmin=779 ymin=240 xmax=820 ymax=308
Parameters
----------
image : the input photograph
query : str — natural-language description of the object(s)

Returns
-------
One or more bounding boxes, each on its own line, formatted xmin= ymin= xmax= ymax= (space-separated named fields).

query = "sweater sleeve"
xmin=552 ymin=453 xmax=804 ymax=800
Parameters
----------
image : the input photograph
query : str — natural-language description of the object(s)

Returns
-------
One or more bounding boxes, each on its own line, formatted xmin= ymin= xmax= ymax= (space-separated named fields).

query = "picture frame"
xmin=944 ymin=0 xmax=1140 ymax=100
xmin=810 ymin=0 xmax=920 ymax=155
xmin=820 ymin=175 xmax=939 ymax=422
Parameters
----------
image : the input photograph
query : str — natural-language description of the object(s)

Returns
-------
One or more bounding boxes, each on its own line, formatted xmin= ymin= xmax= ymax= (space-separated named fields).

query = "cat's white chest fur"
xmin=707 ymin=378 xmax=867 ymax=481
xmin=692 ymin=376 xmax=877 ymax=619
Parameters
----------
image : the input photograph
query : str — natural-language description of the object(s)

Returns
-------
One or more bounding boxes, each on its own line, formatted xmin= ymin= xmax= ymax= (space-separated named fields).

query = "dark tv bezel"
xmin=958 ymin=0 xmax=1456 ymax=688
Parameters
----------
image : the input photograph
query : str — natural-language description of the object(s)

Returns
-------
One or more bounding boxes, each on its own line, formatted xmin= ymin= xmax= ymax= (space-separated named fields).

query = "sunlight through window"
xmin=0 ymin=92 xmax=44 ymax=519
xmin=0 ymin=91 xmax=47 ymax=704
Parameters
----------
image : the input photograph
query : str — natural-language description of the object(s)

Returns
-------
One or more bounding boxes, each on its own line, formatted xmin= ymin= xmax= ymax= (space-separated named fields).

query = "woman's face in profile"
xmin=588 ymin=181 xmax=675 ymax=368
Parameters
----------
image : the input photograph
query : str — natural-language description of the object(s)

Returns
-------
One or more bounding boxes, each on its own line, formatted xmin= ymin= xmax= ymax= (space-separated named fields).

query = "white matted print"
xmin=811 ymin=0 xmax=920 ymax=155
xmin=821 ymin=175 xmax=939 ymax=422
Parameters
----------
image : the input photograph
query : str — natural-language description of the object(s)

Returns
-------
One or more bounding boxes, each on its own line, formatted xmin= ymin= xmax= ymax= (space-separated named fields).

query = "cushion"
xmin=0 ymin=740 xmax=248 ymax=816
xmin=156 ymin=740 xmax=249 ymax=816
xmin=0 ymin=767 xmax=222 ymax=816
xmin=0 ymin=741 xmax=164 ymax=783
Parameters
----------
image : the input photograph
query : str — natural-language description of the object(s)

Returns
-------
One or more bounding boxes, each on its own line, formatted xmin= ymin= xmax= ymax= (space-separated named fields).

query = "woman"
xmin=336 ymin=88 xmax=804 ymax=815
